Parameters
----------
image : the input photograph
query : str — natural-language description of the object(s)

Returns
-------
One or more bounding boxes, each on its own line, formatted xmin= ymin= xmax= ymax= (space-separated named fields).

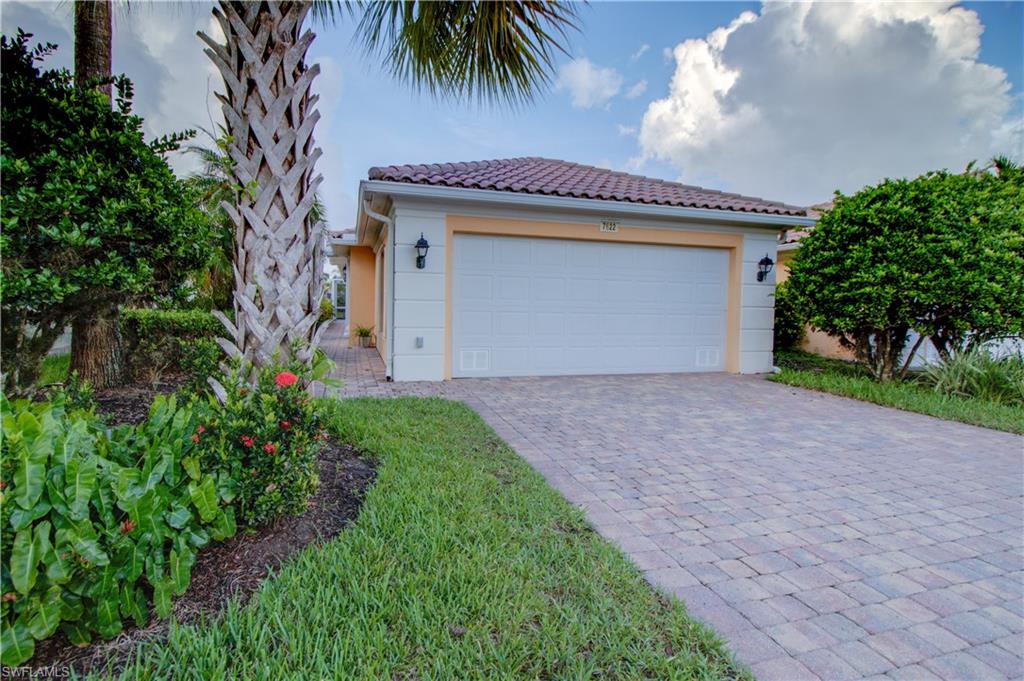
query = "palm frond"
xmin=356 ymin=1 xmax=579 ymax=105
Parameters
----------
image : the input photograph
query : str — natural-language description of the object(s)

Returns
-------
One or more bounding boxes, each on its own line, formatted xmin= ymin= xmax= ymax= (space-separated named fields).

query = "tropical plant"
xmin=921 ymin=348 xmax=1024 ymax=406
xmin=197 ymin=1 xmax=577 ymax=379
xmin=0 ymin=394 xmax=237 ymax=666
xmin=194 ymin=352 xmax=334 ymax=526
xmin=787 ymin=164 xmax=1024 ymax=380
xmin=0 ymin=32 xmax=212 ymax=392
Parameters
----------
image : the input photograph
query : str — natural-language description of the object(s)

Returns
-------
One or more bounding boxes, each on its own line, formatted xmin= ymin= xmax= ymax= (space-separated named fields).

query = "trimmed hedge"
xmin=773 ymin=281 xmax=805 ymax=352
xmin=121 ymin=309 xmax=222 ymax=387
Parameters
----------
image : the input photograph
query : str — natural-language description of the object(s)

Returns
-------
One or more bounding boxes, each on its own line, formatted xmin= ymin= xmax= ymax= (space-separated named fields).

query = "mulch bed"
xmin=18 ymin=440 xmax=377 ymax=677
xmin=94 ymin=375 xmax=186 ymax=425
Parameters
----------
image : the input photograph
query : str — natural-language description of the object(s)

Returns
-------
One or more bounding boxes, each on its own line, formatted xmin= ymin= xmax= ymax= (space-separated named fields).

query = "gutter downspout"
xmin=363 ymin=199 xmax=395 ymax=381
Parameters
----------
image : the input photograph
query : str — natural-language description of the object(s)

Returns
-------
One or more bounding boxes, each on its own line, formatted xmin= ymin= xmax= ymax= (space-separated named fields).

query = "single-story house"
xmin=331 ymin=157 xmax=815 ymax=382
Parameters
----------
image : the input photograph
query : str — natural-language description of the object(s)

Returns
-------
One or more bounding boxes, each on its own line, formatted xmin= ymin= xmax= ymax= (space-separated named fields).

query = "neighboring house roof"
xmin=367 ymin=157 xmax=808 ymax=217
xmin=780 ymin=201 xmax=832 ymax=244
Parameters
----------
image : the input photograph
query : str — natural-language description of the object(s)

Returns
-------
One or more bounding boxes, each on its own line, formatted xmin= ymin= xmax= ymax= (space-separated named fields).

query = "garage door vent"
xmin=460 ymin=349 xmax=490 ymax=372
xmin=696 ymin=348 xmax=720 ymax=368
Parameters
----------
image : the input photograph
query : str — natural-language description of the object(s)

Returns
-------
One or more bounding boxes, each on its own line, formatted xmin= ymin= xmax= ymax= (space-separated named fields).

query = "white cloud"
xmin=625 ymin=79 xmax=648 ymax=99
xmin=617 ymin=124 xmax=637 ymax=137
xmin=638 ymin=2 xmax=1022 ymax=205
xmin=556 ymin=57 xmax=623 ymax=109
xmin=631 ymin=43 xmax=650 ymax=61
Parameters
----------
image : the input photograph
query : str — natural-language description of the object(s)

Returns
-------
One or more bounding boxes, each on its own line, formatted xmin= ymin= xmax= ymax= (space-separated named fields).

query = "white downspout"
xmin=363 ymin=200 xmax=395 ymax=380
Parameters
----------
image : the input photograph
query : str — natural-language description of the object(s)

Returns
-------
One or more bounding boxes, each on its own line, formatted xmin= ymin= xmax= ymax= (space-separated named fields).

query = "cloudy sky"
xmin=4 ymin=1 xmax=1021 ymax=228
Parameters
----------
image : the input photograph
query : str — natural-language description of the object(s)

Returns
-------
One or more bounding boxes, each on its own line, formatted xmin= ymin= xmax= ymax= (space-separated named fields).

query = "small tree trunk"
xmin=71 ymin=1 xmax=121 ymax=389
xmin=71 ymin=308 xmax=124 ymax=389
xmin=74 ymin=0 xmax=113 ymax=101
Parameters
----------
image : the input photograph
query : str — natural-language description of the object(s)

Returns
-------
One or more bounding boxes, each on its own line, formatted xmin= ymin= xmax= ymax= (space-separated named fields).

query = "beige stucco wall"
xmin=777 ymin=250 xmax=855 ymax=360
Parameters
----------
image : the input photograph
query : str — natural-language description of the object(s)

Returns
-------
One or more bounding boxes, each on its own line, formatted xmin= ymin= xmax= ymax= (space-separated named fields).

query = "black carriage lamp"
xmin=415 ymin=233 xmax=430 ymax=269
xmin=756 ymin=254 xmax=774 ymax=282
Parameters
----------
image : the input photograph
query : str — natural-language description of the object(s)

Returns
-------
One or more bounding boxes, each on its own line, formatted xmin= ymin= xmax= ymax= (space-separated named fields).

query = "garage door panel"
xmin=453 ymin=234 xmax=728 ymax=377
xmin=497 ymin=276 xmax=530 ymax=301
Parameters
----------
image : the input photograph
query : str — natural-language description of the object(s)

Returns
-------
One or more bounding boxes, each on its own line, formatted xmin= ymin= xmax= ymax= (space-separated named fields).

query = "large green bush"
xmin=0 ymin=31 xmax=215 ymax=391
xmin=787 ymin=165 xmax=1024 ymax=380
xmin=0 ymin=394 xmax=237 ymax=666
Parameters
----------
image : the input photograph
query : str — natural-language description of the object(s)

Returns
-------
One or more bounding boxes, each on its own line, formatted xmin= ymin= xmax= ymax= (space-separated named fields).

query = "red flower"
xmin=279 ymin=420 xmax=292 ymax=430
xmin=1 ymin=593 xmax=16 ymax=603
xmin=275 ymin=371 xmax=298 ymax=388
xmin=197 ymin=425 xmax=206 ymax=435
xmin=191 ymin=434 xmax=201 ymax=444
xmin=263 ymin=442 xmax=278 ymax=455
xmin=240 ymin=435 xmax=256 ymax=448
xmin=120 ymin=519 xmax=136 ymax=535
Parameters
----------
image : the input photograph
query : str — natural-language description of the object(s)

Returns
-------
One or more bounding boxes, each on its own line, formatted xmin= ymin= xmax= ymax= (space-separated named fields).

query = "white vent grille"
xmin=460 ymin=349 xmax=490 ymax=371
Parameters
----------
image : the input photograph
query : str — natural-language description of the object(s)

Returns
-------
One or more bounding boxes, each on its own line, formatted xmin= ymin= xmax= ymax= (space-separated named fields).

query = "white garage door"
xmin=452 ymin=234 xmax=728 ymax=377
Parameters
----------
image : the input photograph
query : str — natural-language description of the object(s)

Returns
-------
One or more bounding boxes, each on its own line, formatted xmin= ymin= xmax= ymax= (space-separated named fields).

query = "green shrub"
xmin=0 ymin=394 xmax=237 ymax=666
xmin=121 ymin=309 xmax=222 ymax=383
xmin=773 ymin=281 xmax=804 ymax=352
xmin=318 ymin=297 xmax=334 ymax=323
xmin=194 ymin=355 xmax=333 ymax=527
xmin=179 ymin=339 xmax=222 ymax=395
xmin=921 ymin=349 xmax=1024 ymax=406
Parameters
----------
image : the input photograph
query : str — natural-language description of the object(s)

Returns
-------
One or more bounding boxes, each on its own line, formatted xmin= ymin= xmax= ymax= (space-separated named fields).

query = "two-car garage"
xmin=452 ymin=234 xmax=729 ymax=378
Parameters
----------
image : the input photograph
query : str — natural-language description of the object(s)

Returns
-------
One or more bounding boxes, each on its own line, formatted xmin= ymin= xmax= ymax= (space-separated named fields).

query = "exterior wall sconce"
xmin=415 ymin=233 xmax=430 ymax=269
xmin=756 ymin=254 xmax=774 ymax=282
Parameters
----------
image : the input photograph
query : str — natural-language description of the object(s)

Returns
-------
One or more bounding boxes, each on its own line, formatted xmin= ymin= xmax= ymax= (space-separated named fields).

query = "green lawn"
xmin=37 ymin=353 xmax=70 ymax=385
xmin=99 ymin=398 xmax=746 ymax=680
xmin=770 ymin=352 xmax=1024 ymax=434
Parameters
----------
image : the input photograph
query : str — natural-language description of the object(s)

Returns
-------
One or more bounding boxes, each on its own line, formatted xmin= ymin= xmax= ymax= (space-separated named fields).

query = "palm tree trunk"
xmin=72 ymin=0 xmax=124 ymax=388
xmin=199 ymin=1 xmax=326 ymax=374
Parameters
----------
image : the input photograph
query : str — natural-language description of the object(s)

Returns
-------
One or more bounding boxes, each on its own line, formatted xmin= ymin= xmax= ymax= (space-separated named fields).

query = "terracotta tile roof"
xmin=368 ymin=157 xmax=808 ymax=217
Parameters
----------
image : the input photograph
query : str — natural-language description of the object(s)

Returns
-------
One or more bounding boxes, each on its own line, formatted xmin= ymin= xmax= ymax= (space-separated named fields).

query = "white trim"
xmin=359 ymin=180 xmax=817 ymax=228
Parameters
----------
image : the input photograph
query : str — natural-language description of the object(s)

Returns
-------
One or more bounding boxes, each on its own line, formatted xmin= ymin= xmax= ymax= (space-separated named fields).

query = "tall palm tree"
xmin=198 ymin=1 xmax=577 ymax=373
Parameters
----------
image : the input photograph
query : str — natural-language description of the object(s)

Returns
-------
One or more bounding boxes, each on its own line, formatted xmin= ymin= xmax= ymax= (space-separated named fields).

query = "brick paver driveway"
xmin=329 ymin=340 xmax=1023 ymax=680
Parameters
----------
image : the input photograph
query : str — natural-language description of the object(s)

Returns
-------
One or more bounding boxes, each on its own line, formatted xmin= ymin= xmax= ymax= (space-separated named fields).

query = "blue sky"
xmin=4 ymin=1 xmax=1022 ymax=230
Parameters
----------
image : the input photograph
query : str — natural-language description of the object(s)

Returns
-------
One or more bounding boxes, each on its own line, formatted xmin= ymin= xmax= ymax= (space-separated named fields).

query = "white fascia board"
xmin=358 ymin=180 xmax=818 ymax=228
xmin=777 ymin=241 xmax=801 ymax=252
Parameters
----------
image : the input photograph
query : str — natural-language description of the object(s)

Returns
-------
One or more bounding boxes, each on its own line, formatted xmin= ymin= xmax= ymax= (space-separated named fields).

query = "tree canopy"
xmin=786 ymin=163 xmax=1024 ymax=380
xmin=0 ymin=30 xmax=212 ymax=390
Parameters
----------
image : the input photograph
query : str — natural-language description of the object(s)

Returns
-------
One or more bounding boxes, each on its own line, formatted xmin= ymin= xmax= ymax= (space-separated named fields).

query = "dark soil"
xmin=94 ymin=374 xmax=186 ymax=425
xmin=20 ymin=440 xmax=376 ymax=677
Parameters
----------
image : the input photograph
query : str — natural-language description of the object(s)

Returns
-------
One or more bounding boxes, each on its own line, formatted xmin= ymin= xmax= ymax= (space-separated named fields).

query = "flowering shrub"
xmin=194 ymin=357 xmax=330 ymax=526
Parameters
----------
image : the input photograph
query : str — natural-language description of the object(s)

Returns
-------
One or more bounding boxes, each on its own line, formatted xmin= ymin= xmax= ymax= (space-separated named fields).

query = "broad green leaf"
xmin=65 ymin=455 xmax=98 ymax=520
xmin=1 ymin=618 xmax=34 ymax=666
xmin=13 ymin=441 xmax=47 ymax=510
xmin=61 ymin=620 xmax=91 ymax=647
xmin=10 ymin=527 xmax=40 ymax=594
xmin=116 ymin=538 xmax=146 ymax=583
xmin=71 ymin=535 xmax=109 ymax=567
xmin=181 ymin=455 xmax=201 ymax=481
xmin=142 ymin=458 xmax=168 ymax=492
xmin=114 ymin=467 xmax=141 ymax=500
xmin=59 ymin=591 xmax=84 ymax=621
xmin=153 ymin=578 xmax=173 ymax=619
xmin=170 ymin=547 xmax=193 ymax=596
xmin=9 ymin=500 xmax=51 ymax=531
xmin=27 ymin=586 xmax=63 ymax=639
xmin=95 ymin=594 xmax=122 ymax=639
xmin=120 ymin=585 xmax=148 ymax=628
xmin=44 ymin=546 xmax=72 ymax=584
xmin=188 ymin=476 xmax=218 ymax=522
xmin=210 ymin=506 xmax=237 ymax=541
xmin=166 ymin=504 xmax=192 ymax=529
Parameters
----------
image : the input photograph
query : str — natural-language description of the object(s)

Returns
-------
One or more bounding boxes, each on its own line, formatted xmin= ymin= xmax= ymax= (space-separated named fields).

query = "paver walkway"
xmin=325 ymin=329 xmax=1024 ymax=680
